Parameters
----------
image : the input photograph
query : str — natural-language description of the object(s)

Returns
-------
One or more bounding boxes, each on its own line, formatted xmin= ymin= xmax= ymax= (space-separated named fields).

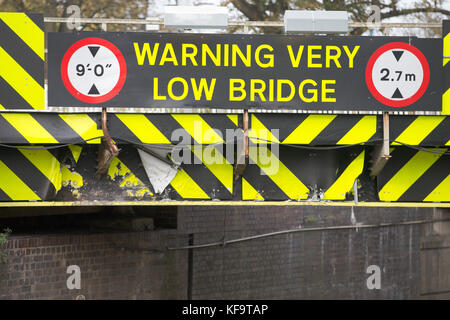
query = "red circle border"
xmin=61 ymin=37 xmax=127 ymax=104
xmin=365 ymin=42 xmax=430 ymax=108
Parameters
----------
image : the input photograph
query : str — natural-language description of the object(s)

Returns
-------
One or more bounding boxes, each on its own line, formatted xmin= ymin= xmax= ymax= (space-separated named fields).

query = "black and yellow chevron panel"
xmin=52 ymin=145 xmax=233 ymax=201
xmin=105 ymin=145 xmax=233 ymax=201
xmin=108 ymin=113 xmax=241 ymax=145
xmin=0 ymin=145 xmax=82 ymax=201
xmin=0 ymin=13 xmax=44 ymax=110
xmin=390 ymin=115 xmax=450 ymax=146
xmin=242 ymin=146 xmax=365 ymax=200
xmin=249 ymin=114 xmax=380 ymax=145
xmin=443 ymin=20 xmax=449 ymax=115
xmin=0 ymin=113 xmax=241 ymax=145
xmin=377 ymin=147 xmax=450 ymax=202
xmin=0 ymin=113 xmax=103 ymax=144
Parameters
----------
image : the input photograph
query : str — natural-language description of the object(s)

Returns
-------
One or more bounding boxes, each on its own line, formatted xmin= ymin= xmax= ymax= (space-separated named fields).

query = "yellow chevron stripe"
xmin=0 ymin=47 xmax=44 ymax=109
xmin=443 ymin=88 xmax=450 ymax=115
xmin=115 ymin=114 xmax=171 ymax=144
xmin=1 ymin=114 xmax=58 ymax=143
xmin=0 ymin=13 xmax=44 ymax=61
xmin=322 ymin=151 xmax=365 ymax=200
xmin=19 ymin=149 xmax=61 ymax=191
xmin=61 ymin=166 xmax=83 ymax=189
xmin=172 ymin=114 xmax=223 ymax=144
xmin=444 ymin=33 xmax=450 ymax=67
xmin=0 ymin=104 xmax=5 ymax=110
xmin=227 ymin=114 xmax=239 ymax=127
xmin=68 ymin=145 xmax=82 ymax=163
xmin=392 ymin=116 xmax=446 ymax=146
xmin=242 ymin=177 xmax=264 ymax=200
xmin=249 ymin=114 xmax=280 ymax=144
xmin=379 ymin=149 xmax=445 ymax=201
xmin=59 ymin=114 xmax=103 ymax=144
xmin=0 ymin=159 xmax=40 ymax=200
xmin=337 ymin=116 xmax=376 ymax=145
xmin=249 ymin=146 xmax=308 ymax=199
xmin=190 ymin=146 xmax=233 ymax=194
xmin=170 ymin=168 xmax=210 ymax=199
xmin=108 ymin=157 xmax=152 ymax=197
xmin=424 ymin=174 xmax=450 ymax=202
xmin=282 ymin=115 xmax=336 ymax=144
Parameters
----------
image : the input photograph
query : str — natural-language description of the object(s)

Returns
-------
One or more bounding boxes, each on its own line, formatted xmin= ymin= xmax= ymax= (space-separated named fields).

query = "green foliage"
xmin=0 ymin=0 xmax=149 ymax=32
xmin=0 ymin=228 xmax=12 ymax=264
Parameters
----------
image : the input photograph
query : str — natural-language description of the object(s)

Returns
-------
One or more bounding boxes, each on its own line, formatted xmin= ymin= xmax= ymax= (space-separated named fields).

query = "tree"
xmin=0 ymin=0 xmax=149 ymax=32
xmin=226 ymin=0 xmax=450 ymax=34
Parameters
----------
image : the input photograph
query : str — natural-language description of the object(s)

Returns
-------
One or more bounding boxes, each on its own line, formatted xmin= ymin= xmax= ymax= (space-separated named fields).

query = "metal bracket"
xmin=96 ymin=108 xmax=120 ymax=178
xmin=233 ymin=110 xmax=249 ymax=180
xmin=370 ymin=112 xmax=391 ymax=178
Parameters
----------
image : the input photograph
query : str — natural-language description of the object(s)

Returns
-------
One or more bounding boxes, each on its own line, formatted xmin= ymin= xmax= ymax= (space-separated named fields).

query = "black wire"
xmin=390 ymin=140 xmax=450 ymax=155
xmin=0 ymin=135 xmax=449 ymax=156
xmin=0 ymin=136 xmax=104 ymax=150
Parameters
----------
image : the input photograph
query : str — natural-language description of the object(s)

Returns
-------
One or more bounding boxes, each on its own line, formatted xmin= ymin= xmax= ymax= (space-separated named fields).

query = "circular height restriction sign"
xmin=61 ymin=38 xmax=127 ymax=104
xmin=365 ymin=42 xmax=430 ymax=108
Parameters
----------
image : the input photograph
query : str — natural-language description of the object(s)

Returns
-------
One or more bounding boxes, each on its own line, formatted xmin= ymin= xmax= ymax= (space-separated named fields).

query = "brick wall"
xmin=0 ymin=230 xmax=188 ymax=300
xmin=177 ymin=206 xmax=442 ymax=299
xmin=0 ymin=205 xmax=449 ymax=299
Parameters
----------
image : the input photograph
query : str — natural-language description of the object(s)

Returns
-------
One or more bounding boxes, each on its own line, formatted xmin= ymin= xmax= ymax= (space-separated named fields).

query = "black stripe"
xmin=26 ymin=13 xmax=44 ymax=32
xmin=390 ymin=116 xmax=419 ymax=143
xmin=252 ymin=113 xmax=306 ymax=143
xmin=243 ymin=162 xmax=289 ymax=200
xmin=201 ymin=114 xmax=240 ymax=133
xmin=0 ymin=19 xmax=43 ymax=85
xmin=376 ymin=147 xmax=418 ymax=191
xmin=398 ymin=154 xmax=450 ymax=202
xmin=444 ymin=62 xmax=450 ymax=95
xmin=0 ymin=115 xmax=29 ymax=144
xmin=0 ymin=186 xmax=12 ymax=201
xmin=420 ymin=117 xmax=450 ymax=146
xmin=201 ymin=114 xmax=241 ymax=150
xmin=31 ymin=114 xmax=84 ymax=144
xmin=108 ymin=114 xmax=142 ymax=144
xmin=114 ymin=147 xmax=151 ymax=186
xmin=0 ymin=148 xmax=56 ymax=200
xmin=181 ymin=148 xmax=233 ymax=199
xmin=48 ymin=147 xmax=74 ymax=166
xmin=310 ymin=115 xmax=363 ymax=145
xmin=275 ymin=146 xmax=338 ymax=189
xmin=149 ymin=114 xmax=183 ymax=144
xmin=0 ymin=76 xmax=33 ymax=109
xmin=163 ymin=185 xmax=183 ymax=200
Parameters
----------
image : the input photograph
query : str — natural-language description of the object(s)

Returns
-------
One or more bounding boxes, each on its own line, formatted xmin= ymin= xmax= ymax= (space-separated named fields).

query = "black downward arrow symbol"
xmin=392 ymin=50 xmax=404 ymax=62
xmin=88 ymin=46 xmax=100 ymax=57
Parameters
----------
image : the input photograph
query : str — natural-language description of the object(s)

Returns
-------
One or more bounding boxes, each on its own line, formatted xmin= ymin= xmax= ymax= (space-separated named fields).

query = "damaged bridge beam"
xmin=96 ymin=108 xmax=120 ymax=178
xmin=370 ymin=112 xmax=391 ymax=178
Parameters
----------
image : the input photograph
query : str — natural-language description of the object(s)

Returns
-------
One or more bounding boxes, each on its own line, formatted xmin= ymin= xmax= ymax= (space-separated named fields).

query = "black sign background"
xmin=48 ymin=32 xmax=442 ymax=111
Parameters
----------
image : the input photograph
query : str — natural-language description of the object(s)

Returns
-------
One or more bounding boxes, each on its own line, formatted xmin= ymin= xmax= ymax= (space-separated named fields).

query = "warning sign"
xmin=365 ymin=42 xmax=430 ymax=107
xmin=48 ymin=32 xmax=442 ymax=111
xmin=60 ymin=37 xmax=126 ymax=103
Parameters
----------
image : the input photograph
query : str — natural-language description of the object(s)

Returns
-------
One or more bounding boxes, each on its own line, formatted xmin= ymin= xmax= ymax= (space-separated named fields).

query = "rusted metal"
xmin=370 ymin=112 xmax=391 ymax=178
xmin=233 ymin=110 xmax=249 ymax=181
xmin=96 ymin=108 xmax=120 ymax=177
